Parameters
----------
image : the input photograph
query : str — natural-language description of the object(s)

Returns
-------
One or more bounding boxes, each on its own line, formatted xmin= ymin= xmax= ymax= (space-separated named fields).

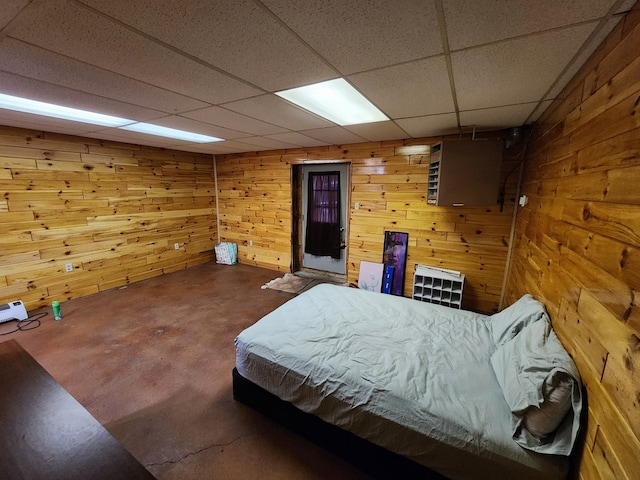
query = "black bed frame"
xmin=232 ymin=368 xmax=447 ymax=480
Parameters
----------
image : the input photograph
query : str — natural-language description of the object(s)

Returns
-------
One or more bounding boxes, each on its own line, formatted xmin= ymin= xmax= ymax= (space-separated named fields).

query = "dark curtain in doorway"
xmin=305 ymin=172 xmax=341 ymax=259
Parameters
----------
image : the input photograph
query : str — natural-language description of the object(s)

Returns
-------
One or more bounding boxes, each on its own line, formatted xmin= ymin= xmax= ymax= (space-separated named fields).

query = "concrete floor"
xmin=1 ymin=262 xmax=370 ymax=479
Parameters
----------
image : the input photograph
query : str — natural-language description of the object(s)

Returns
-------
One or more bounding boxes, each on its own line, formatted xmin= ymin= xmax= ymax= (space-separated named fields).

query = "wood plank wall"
xmin=503 ymin=5 xmax=640 ymax=479
xmin=216 ymin=133 xmax=520 ymax=314
xmin=0 ymin=127 xmax=217 ymax=311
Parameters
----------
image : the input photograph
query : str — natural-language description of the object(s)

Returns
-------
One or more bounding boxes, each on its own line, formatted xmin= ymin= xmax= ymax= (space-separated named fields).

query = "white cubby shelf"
xmin=412 ymin=264 xmax=465 ymax=309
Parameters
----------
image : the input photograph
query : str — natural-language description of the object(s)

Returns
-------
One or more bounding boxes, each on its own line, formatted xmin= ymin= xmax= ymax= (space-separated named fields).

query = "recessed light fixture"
xmin=276 ymin=78 xmax=388 ymax=126
xmin=0 ymin=93 xmax=223 ymax=143
xmin=120 ymin=123 xmax=222 ymax=143
xmin=0 ymin=93 xmax=133 ymax=127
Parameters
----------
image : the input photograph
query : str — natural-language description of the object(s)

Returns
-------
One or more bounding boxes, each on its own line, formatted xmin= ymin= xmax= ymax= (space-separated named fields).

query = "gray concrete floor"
xmin=1 ymin=262 xmax=370 ymax=479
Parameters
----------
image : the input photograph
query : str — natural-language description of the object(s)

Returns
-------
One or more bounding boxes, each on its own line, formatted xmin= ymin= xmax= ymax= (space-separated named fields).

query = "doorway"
xmin=292 ymin=163 xmax=349 ymax=277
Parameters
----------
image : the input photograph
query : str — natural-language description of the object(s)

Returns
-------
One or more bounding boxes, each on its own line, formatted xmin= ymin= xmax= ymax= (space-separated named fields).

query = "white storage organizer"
xmin=412 ymin=265 xmax=465 ymax=309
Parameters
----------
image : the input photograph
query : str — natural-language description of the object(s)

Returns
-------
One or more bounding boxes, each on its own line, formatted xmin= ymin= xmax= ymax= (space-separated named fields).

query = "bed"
xmin=233 ymin=283 xmax=582 ymax=480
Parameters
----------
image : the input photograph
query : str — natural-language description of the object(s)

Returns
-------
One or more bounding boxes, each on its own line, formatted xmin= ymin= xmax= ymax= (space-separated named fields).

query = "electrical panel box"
xmin=427 ymin=139 xmax=504 ymax=206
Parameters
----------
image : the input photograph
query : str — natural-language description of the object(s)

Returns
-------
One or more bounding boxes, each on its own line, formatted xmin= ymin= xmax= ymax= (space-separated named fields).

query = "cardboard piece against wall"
xmin=358 ymin=261 xmax=384 ymax=293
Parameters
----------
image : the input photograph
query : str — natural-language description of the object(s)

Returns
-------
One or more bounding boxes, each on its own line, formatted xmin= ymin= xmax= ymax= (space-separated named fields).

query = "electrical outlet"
xmin=174 ymin=243 xmax=180 ymax=250
xmin=65 ymin=263 xmax=73 ymax=272
xmin=249 ymin=240 xmax=253 ymax=246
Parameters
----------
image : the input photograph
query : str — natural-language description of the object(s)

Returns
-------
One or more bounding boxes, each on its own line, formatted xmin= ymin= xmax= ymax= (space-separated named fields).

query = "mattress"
xmin=235 ymin=284 xmax=569 ymax=480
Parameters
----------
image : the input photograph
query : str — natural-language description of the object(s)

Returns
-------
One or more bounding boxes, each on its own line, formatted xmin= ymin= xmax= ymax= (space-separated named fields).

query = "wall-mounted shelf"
xmin=412 ymin=265 xmax=465 ymax=309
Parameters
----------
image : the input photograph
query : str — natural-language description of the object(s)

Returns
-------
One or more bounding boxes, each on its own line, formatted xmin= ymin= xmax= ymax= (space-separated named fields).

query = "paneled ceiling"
xmin=0 ymin=0 xmax=634 ymax=154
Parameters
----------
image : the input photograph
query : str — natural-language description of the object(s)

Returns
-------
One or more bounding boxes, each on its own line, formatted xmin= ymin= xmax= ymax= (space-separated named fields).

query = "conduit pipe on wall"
xmin=498 ymin=129 xmax=530 ymax=309
xmin=214 ymin=156 xmax=221 ymax=245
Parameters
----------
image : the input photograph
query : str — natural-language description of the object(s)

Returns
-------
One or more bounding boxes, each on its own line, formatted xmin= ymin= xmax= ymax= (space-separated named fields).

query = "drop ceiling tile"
xmin=0 ymin=110 xmax=100 ymax=137
xmin=6 ymin=0 xmax=261 ymax=104
xmin=616 ymin=0 xmax=638 ymax=13
xmin=181 ymin=106 xmax=289 ymax=136
xmin=546 ymin=16 xmax=622 ymax=100
xmin=261 ymin=0 xmax=443 ymax=74
xmin=0 ymin=0 xmax=30 ymax=30
xmin=452 ymin=22 xmax=597 ymax=110
xmin=349 ymin=56 xmax=454 ymax=118
xmin=91 ymin=128 xmax=188 ymax=147
xmin=459 ymin=103 xmax=539 ymax=129
xmin=264 ymin=132 xmax=329 ymax=147
xmin=527 ymin=100 xmax=554 ymax=122
xmin=301 ymin=127 xmax=368 ymax=145
xmin=140 ymin=115 xmax=249 ymax=141
xmin=443 ymin=0 xmax=617 ymax=51
xmin=171 ymin=143 xmax=240 ymax=155
xmin=212 ymin=139 xmax=268 ymax=153
xmin=0 ymin=71 xmax=165 ymax=121
xmin=79 ymin=0 xmax=336 ymax=92
xmin=231 ymin=136 xmax=299 ymax=150
xmin=0 ymin=38 xmax=208 ymax=114
xmin=345 ymin=121 xmax=409 ymax=142
xmin=0 ymin=0 xmax=633 ymax=154
xmin=223 ymin=95 xmax=334 ymax=130
xmin=396 ymin=113 xmax=459 ymax=138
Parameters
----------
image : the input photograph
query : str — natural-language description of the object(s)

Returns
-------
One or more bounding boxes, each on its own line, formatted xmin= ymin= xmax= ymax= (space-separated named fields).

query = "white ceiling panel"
xmin=444 ymin=0 xmax=618 ymax=50
xmin=209 ymin=139 xmax=271 ymax=153
xmin=0 ymin=71 xmax=165 ymax=121
xmin=0 ymin=38 xmax=208 ymax=114
xmin=396 ymin=113 xmax=460 ymax=138
xmin=141 ymin=115 xmax=250 ymax=141
xmin=264 ymin=132 xmax=329 ymax=148
xmin=527 ymin=100 xmax=555 ymax=123
xmin=261 ymin=0 xmax=443 ymax=75
xmin=78 ymin=0 xmax=337 ymax=92
xmin=223 ymin=95 xmax=335 ymax=131
xmin=0 ymin=110 xmax=102 ymax=137
xmin=452 ymin=22 xmax=598 ymax=110
xmin=300 ymin=127 xmax=368 ymax=146
xmin=231 ymin=136 xmax=299 ymax=150
xmin=90 ymin=128 xmax=190 ymax=148
xmin=0 ymin=0 xmax=30 ymax=30
xmin=349 ymin=56 xmax=455 ymax=118
xmin=459 ymin=103 xmax=540 ymax=130
xmin=545 ymin=16 xmax=623 ymax=100
xmin=172 ymin=143 xmax=243 ymax=154
xmin=0 ymin=0 xmax=632 ymax=153
xmin=5 ymin=0 xmax=262 ymax=104
xmin=181 ymin=107 xmax=289 ymax=136
xmin=345 ymin=121 xmax=410 ymax=142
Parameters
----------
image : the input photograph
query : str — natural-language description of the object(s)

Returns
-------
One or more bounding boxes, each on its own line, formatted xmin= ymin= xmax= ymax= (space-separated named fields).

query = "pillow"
xmin=490 ymin=317 xmax=582 ymax=455
xmin=489 ymin=294 xmax=547 ymax=347
xmin=523 ymin=373 xmax=573 ymax=437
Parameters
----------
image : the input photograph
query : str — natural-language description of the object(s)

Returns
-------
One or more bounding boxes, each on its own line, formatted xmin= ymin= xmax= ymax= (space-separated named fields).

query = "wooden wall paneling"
xmin=216 ymin=133 xmax=515 ymax=313
xmin=504 ymin=5 xmax=640 ymax=478
xmin=0 ymin=127 xmax=216 ymax=311
xmin=591 ymin=428 xmax=628 ymax=480
xmin=578 ymin=290 xmax=640 ymax=438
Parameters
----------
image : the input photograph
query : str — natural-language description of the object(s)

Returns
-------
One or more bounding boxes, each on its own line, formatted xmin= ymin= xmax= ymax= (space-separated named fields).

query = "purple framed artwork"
xmin=382 ymin=231 xmax=408 ymax=296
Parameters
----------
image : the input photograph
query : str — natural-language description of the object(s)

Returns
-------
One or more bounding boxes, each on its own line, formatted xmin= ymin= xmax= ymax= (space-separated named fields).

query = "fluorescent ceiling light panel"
xmin=0 ymin=93 xmax=134 ymax=127
xmin=0 ymin=93 xmax=224 ymax=143
xmin=276 ymin=78 xmax=388 ymax=125
xmin=120 ymin=123 xmax=222 ymax=143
